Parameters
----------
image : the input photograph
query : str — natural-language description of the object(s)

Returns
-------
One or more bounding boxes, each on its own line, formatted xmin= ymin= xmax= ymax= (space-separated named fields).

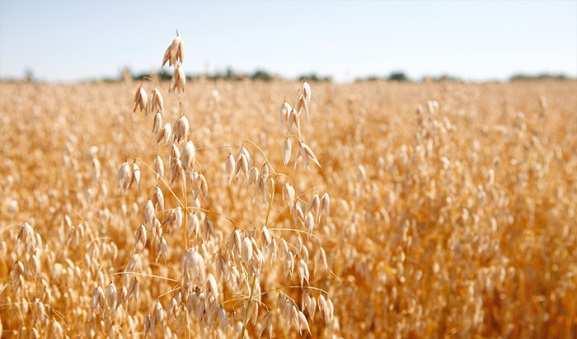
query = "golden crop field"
xmin=1 ymin=36 xmax=577 ymax=338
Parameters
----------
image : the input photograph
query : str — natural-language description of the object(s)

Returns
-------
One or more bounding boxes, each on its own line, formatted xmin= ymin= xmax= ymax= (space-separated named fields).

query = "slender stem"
xmin=264 ymin=180 xmax=275 ymax=227
xmin=183 ymin=171 xmax=189 ymax=249
xmin=239 ymin=266 xmax=258 ymax=339
xmin=112 ymin=271 xmax=178 ymax=283
xmin=268 ymin=227 xmax=321 ymax=241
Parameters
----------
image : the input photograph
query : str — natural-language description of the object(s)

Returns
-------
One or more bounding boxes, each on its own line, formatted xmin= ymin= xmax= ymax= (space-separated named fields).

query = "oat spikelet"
xmin=174 ymin=115 xmax=190 ymax=143
xmin=135 ymin=224 xmax=147 ymax=250
xmin=303 ymin=82 xmax=312 ymax=102
xmin=283 ymin=137 xmax=292 ymax=165
xmin=118 ymin=162 xmax=133 ymax=191
xmin=299 ymin=140 xmax=321 ymax=167
xmin=157 ymin=123 xmax=173 ymax=144
xmin=133 ymin=84 xmax=148 ymax=113
xmin=283 ymin=183 xmax=296 ymax=207
xmin=182 ymin=141 xmax=196 ymax=170
xmin=149 ymin=88 xmax=164 ymax=113
xmin=152 ymin=112 xmax=163 ymax=134
xmin=172 ymin=63 xmax=186 ymax=92
xmin=162 ymin=33 xmax=184 ymax=67
xmin=280 ymin=102 xmax=292 ymax=126
xmin=154 ymin=155 xmax=164 ymax=180
xmin=132 ymin=162 xmax=141 ymax=190
xmin=296 ymin=310 xmax=310 ymax=335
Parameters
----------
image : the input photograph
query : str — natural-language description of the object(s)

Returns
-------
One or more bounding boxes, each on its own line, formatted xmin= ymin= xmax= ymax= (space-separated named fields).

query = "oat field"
xmin=1 ymin=37 xmax=577 ymax=338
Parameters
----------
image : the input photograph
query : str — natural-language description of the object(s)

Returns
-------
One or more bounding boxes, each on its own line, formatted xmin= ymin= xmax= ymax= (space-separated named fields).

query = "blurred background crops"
xmin=1 ymin=79 xmax=577 ymax=337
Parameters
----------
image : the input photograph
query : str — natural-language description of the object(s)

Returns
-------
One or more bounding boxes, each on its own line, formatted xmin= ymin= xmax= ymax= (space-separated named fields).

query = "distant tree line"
xmin=509 ymin=73 xmax=572 ymax=81
xmin=355 ymin=71 xmax=575 ymax=83
xmin=354 ymin=71 xmax=464 ymax=83
xmin=123 ymin=67 xmax=332 ymax=83
xmin=1 ymin=68 xmax=574 ymax=84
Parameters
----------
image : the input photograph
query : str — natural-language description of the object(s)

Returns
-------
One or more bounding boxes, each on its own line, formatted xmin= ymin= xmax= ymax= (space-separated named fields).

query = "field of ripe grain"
xmin=1 ymin=78 xmax=576 ymax=338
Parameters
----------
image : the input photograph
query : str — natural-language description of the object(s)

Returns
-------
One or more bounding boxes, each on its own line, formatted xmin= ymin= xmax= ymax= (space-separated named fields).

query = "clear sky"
xmin=0 ymin=1 xmax=575 ymax=82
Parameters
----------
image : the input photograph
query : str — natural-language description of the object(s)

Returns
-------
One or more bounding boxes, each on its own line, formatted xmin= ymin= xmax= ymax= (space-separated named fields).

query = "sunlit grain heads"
xmin=255 ymin=312 xmax=272 ymax=338
xmin=305 ymin=211 xmax=315 ymax=233
xmin=296 ymin=309 xmax=310 ymax=335
xmin=248 ymin=166 xmax=260 ymax=186
xmin=153 ymin=186 xmax=165 ymax=211
xmin=302 ymin=292 xmax=316 ymax=319
xmin=289 ymin=107 xmax=301 ymax=136
xmin=135 ymin=224 xmax=147 ymax=250
xmin=162 ymin=33 xmax=184 ymax=67
xmin=217 ymin=307 xmax=228 ymax=331
xmin=144 ymin=314 xmax=153 ymax=337
xmin=144 ymin=200 xmax=155 ymax=226
xmin=131 ymin=162 xmax=141 ymax=190
xmin=105 ymin=282 xmax=118 ymax=310
xmin=283 ymin=183 xmax=296 ymax=207
xmin=241 ymin=237 xmax=253 ymax=263
xmin=283 ymin=138 xmax=292 ymax=165
xmin=285 ymin=251 xmax=295 ymax=278
xmin=207 ymin=273 xmax=219 ymax=301
xmin=92 ymin=286 xmax=105 ymax=313
xmin=310 ymin=194 xmax=320 ymax=219
xmin=261 ymin=225 xmax=272 ymax=246
xmin=235 ymin=150 xmax=250 ymax=180
xmin=174 ymin=115 xmax=190 ymax=143
xmin=182 ymin=141 xmax=196 ymax=170
xmin=156 ymin=236 xmax=168 ymax=262
xmin=170 ymin=157 xmax=185 ymax=184
xmin=157 ymin=122 xmax=173 ymax=144
xmin=300 ymin=82 xmax=312 ymax=118
xmin=17 ymin=222 xmax=35 ymax=245
xmin=152 ymin=112 xmax=163 ymax=134
xmin=427 ymin=100 xmax=439 ymax=114
xmin=280 ymin=101 xmax=292 ymax=127
xmin=153 ymin=155 xmax=164 ymax=181
xmin=318 ymin=294 xmax=334 ymax=322
xmin=298 ymin=259 xmax=310 ymax=286
xmin=153 ymin=301 xmax=166 ymax=327
xmin=187 ymin=293 xmax=205 ymax=321
xmin=125 ymin=254 xmax=141 ymax=273
xmin=168 ymin=296 xmax=179 ymax=319
xmin=188 ymin=213 xmax=200 ymax=238
xmin=172 ymin=63 xmax=186 ymax=93
xmin=295 ymin=88 xmax=310 ymax=120
xmin=173 ymin=206 xmax=183 ymax=230
xmin=118 ymin=162 xmax=133 ymax=191
xmin=51 ymin=319 xmax=64 ymax=338
xmin=170 ymin=143 xmax=181 ymax=164
xmin=316 ymin=247 xmax=329 ymax=274
xmin=295 ymin=201 xmax=306 ymax=222
xmin=321 ymin=192 xmax=330 ymax=217
xmin=241 ymin=146 xmax=252 ymax=165
xmin=260 ymin=162 xmax=270 ymax=181
xmin=182 ymin=249 xmax=206 ymax=286
xmin=232 ymin=229 xmax=242 ymax=256
xmin=303 ymin=82 xmax=312 ymax=102
xmin=199 ymin=173 xmax=208 ymax=197
xmin=298 ymin=140 xmax=320 ymax=168
xmin=133 ymin=84 xmax=148 ymax=113
xmin=149 ymin=88 xmax=164 ymax=113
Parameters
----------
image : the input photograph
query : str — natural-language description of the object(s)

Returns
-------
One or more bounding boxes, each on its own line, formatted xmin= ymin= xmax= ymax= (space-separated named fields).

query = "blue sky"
xmin=0 ymin=1 xmax=575 ymax=82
